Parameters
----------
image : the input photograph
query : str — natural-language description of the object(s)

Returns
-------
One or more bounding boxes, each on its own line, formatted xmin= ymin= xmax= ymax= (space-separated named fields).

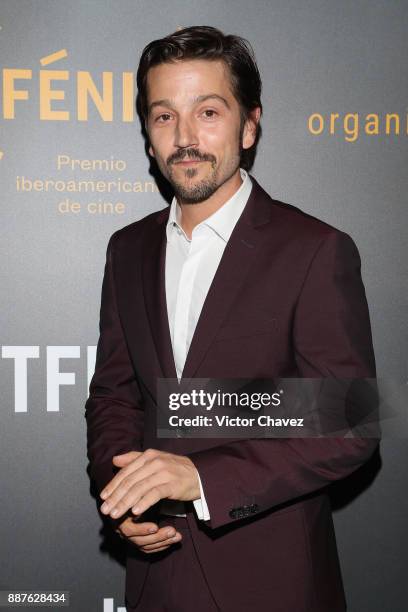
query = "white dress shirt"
xmin=161 ymin=168 xmax=253 ymax=520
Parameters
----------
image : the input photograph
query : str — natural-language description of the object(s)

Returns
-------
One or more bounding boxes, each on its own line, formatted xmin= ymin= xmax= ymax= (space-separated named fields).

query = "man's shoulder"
xmin=253 ymin=178 xmax=349 ymax=244
xmin=270 ymin=196 xmax=343 ymax=238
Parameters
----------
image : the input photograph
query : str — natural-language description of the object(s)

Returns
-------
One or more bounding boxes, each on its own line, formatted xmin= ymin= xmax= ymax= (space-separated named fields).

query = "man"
xmin=85 ymin=26 xmax=378 ymax=612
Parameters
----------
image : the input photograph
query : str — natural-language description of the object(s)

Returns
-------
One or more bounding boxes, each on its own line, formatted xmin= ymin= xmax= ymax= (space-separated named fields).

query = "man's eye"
xmin=156 ymin=113 xmax=172 ymax=122
xmin=202 ymin=109 xmax=217 ymax=118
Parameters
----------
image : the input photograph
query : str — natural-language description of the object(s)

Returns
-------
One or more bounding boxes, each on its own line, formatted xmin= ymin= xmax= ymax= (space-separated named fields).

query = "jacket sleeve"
xmin=188 ymin=231 xmax=380 ymax=529
xmin=85 ymin=233 xmax=144 ymax=523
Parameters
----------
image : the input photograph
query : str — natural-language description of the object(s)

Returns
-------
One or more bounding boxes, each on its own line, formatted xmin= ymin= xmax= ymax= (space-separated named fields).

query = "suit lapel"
xmin=141 ymin=208 xmax=178 ymax=382
xmin=182 ymin=177 xmax=273 ymax=380
xmin=181 ymin=225 xmax=260 ymax=380
xmin=140 ymin=176 xmax=273 ymax=387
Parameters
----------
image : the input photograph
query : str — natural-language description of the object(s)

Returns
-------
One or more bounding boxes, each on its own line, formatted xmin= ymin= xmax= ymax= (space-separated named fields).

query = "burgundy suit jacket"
xmin=85 ymin=176 xmax=378 ymax=611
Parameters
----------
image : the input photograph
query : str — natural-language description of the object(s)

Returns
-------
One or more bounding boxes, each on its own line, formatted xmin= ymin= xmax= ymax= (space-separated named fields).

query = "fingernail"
xmin=148 ymin=527 xmax=157 ymax=534
xmin=111 ymin=508 xmax=118 ymax=517
xmin=101 ymin=503 xmax=109 ymax=512
xmin=167 ymin=530 xmax=175 ymax=538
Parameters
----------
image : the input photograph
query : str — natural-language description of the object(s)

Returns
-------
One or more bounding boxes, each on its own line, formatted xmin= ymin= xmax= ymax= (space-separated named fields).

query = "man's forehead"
xmin=146 ymin=59 xmax=233 ymax=96
xmin=148 ymin=57 xmax=227 ymax=76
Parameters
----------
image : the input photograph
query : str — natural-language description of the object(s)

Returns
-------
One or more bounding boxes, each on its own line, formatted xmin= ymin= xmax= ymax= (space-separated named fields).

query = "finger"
xmin=106 ymin=476 xmax=170 ymax=519
xmin=131 ymin=485 xmax=169 ymax=516
xmin=141 ymin=544 xmax=171 ymax=554
xmin=130 ymin=526 xmax=179 ymax=546
xmin=101 ymin=451 xmax=165 ymax=505
xmin=100 ymin=462 xmax=157 ymax=513
xmin=100 ymin=453 xmax=147 ymax=500
xmin=102 ymin=452 xmax=169 ymax=508
xmin=120 ymin=520 xmax=159 ymax=538
xmin=100 ymin=469 xmax=146 ymax=512
xmin=112 ymin=451 xmax=141 ymax=466
xmin=140 ymin=532 xmax=182 ymax=551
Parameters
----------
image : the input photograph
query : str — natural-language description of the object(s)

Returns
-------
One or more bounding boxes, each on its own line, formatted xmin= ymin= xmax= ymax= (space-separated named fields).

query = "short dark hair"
xmin=136 ymin=25 xmax=262 ymax=170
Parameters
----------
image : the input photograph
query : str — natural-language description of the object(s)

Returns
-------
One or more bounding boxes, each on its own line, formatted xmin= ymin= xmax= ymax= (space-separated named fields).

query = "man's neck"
xmin=177 ymin=168 xmax=243 ymax=239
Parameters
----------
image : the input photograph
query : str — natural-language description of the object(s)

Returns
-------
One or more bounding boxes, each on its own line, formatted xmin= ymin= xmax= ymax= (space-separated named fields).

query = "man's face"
xmin=145 ymin=59 xmax=256 ymax=203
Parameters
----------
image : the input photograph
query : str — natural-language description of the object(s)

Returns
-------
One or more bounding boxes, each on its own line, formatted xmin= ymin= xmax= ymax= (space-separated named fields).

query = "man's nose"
xmin=174 ymin=116 xmax=198 ymax=149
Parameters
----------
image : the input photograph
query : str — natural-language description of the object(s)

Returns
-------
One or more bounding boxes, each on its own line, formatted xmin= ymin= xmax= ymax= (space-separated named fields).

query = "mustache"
xmin=167 ymin=148 xmax=216 ymax=165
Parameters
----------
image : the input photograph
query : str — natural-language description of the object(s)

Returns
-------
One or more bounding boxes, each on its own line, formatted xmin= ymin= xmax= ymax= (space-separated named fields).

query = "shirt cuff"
xmin=192 ymin=469 xmax=211 ymax=521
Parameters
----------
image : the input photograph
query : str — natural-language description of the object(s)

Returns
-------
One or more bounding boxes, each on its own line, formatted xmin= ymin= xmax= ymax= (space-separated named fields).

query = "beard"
xmin=168 ymin=159 xmax=220 ymax=204
xmin=158 ymin=125 xmax=244 ymax=204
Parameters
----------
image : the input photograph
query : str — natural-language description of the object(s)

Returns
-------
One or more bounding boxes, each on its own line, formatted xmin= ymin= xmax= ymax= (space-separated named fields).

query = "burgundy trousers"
xmin=125 ymin=514 xmax=219 ymax=612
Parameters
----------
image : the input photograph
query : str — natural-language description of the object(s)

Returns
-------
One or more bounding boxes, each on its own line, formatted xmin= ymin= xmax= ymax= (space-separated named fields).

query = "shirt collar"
xmin=166 ymin=168 xmax=252 ymax=244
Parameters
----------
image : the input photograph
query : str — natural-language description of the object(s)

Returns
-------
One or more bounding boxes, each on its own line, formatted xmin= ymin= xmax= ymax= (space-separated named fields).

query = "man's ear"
xmin=242 ymin=107 xmax=261 ymax=150
xmin=148 ymin=144 xmax=155 ymax=158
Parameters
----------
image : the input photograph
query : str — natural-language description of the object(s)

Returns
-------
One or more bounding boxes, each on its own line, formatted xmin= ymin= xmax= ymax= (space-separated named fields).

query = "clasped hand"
xmin=100 ymin=448 xmax=201 ymax=519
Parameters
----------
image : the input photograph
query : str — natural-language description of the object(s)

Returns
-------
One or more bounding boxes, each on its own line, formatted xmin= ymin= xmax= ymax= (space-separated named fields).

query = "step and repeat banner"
xmin=1 ymin=1 xmax=407 ymax=611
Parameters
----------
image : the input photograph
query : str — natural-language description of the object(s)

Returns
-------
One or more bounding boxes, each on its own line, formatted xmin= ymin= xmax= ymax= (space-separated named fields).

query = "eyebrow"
xmin=148 ymin=93 xmax=231 ymax=115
